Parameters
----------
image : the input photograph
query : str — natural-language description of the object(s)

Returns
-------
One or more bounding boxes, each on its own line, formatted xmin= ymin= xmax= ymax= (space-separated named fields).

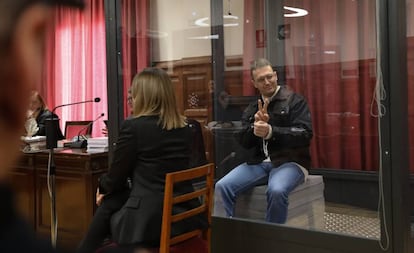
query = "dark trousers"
xmin=77 ymin=190 xmax=130 ymax=253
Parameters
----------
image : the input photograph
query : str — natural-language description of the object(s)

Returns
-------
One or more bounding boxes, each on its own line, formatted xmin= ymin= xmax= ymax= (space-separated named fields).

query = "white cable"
xmin=377 ymin=118 xmax=390 ymax=251
xmin=374 ymin=0 xmax=389 ymax=250
xmin=370 ymin=66 xmax=386 ymax=118
xmin=47 ymin=152 xmax=52 ymax=198
xmin=47 ymin=152 xmax=58 ymax=247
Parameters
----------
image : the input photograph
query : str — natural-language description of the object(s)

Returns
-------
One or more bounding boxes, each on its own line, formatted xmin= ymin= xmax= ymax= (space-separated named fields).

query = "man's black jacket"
xmin=236 ymin=85 xmax=313 ymax=170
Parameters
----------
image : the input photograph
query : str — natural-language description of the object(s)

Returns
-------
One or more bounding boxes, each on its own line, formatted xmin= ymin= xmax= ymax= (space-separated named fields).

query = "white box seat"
xmin=214 ymin=175 xmax=325 ymax=229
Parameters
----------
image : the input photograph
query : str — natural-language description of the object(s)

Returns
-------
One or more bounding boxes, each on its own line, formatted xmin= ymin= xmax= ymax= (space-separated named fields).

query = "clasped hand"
xmin=96 ymin=187 xmax=105 ymax=206
xmin=253 ymin=99 xmax=270 ymax=138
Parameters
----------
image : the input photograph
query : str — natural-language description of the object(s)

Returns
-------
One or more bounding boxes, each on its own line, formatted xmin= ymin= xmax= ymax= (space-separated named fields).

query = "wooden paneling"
xmin=9 ymin=154 xmax=36 ymax=226
xmin=170 ymin=75 xmax=183 ymax=113
xmin=36 ymin=171 xmax=87 ymax=245
xmin=154 ymin=56 xmax=250 ymax=164
xmin=224 ymin=70 xmax=244 ymax=96
xmin=183 ymin=72 xmax=209 ymax=109
xmin=155 ymin=57 xmax=214 ymax=163
xmin=11 ymin=149 xmax=108 ymax=250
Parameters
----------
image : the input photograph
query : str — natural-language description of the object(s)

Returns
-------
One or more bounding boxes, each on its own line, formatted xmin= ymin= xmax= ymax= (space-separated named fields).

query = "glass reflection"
xmin=215 ymin=0 xmax=381 ymax=239
xmin=119 ymin=0 xmax=381 ymax=240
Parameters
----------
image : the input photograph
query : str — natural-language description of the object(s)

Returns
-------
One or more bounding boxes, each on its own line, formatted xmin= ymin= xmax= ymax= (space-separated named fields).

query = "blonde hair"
xmin=131 ymin=68 xmax=186 ymax=130
xmin=31 ymin=90 xmax=48 ymax=111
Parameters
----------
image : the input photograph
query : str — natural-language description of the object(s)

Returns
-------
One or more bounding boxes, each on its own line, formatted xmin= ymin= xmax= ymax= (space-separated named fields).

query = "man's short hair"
xmin=250 ymin=58 xmax=273 ymax=80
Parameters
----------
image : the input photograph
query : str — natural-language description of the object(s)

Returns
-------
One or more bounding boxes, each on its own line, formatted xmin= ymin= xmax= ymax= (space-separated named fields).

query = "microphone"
xmin=70 ymin=113 xmax=105 ymax=149
xmin=46 ymin=97 xmax=101 ymax=148
xmin=52 ymin=97 xmax=101 ymax=114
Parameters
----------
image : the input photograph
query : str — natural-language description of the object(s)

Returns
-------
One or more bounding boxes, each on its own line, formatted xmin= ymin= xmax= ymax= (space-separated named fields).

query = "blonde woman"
xmin=78 ymin=68 xmax=207 ymax=253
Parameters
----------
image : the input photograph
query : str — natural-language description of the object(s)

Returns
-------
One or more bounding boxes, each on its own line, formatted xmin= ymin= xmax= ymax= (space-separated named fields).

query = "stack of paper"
xmin=21 ymin=136 xmax=47 ymax=152
xmin=87 ymin=137 xmax=109 ymax=153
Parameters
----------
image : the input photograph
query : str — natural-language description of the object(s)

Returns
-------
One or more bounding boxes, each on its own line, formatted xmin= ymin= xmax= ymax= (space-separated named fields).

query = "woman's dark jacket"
xmin=99 ymin=116 xmax=207 ymax=246
xmin=34 ymin=109 xmax=64 ymax=140
xmin=236 ymin=85 xmax=313 ymax=170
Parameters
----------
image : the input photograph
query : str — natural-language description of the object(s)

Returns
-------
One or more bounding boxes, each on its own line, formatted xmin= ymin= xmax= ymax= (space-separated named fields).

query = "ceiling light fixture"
xmin=284 ymin=6 xmax=308 ymax=17
xmin=188 ymin=34 xmax=219 ymax=40
xmin=194 ymin=6 xmax=308 ymax=28
xmin=194 ymin=15 xmax=239 ymax=27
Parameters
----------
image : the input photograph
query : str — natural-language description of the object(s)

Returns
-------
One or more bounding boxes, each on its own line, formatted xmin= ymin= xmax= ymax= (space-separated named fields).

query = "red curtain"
xmin=121 ymin=0 xmax=150 ymax=118
xmin=242 ymin=0 xmax=264 ymax=96
xmin=43 ymin=0 xmax=107 ymax=138
xmin=284 ymin=0 xmax=379 ymax=171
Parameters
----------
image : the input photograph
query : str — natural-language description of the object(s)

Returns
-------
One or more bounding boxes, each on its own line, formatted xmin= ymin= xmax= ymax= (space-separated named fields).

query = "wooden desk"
xmin=10 ymin=148 xmax=108 ymax=250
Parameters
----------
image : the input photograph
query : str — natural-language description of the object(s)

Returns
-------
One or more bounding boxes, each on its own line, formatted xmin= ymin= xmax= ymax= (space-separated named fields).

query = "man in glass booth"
xmin=215 ymin=58 xmax=313 ymax=223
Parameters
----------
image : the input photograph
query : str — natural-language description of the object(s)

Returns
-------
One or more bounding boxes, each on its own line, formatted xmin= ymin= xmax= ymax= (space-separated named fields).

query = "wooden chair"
xmin=64 ymin=120 xmax=93 ymax=140
xmin=95 ymin=163 xmax=215 ymax=253
xmin=159 ymin=163 xmax=215 ymax=253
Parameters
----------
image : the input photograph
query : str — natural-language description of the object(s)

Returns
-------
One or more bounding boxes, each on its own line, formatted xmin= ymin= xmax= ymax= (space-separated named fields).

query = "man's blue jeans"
xmin=215 ymin=161 xmax=305 ymax=223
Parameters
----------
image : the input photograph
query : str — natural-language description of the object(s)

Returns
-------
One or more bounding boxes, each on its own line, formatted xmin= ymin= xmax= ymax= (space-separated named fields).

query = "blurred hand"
xmin=25 ymin=117 xmax=39 ymax=137
xmin=96 ymin=187 xmax=105 ymax=206
xmin=254 ymin=120 xmax=270 ymax=138
xmin=26 ymin=110 xmax=34 ymax=119
xmin=101 ymin=128 xmax=108 ymax=137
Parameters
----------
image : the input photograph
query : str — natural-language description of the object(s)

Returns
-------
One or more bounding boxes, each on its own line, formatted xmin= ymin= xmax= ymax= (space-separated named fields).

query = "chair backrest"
xmin=64 ymin=120 xmax=93 ymax=140
xmin=159 ymin=163 xmax=215 ymax=253
xmin=187 ymin=118 xmax=208 ymax=168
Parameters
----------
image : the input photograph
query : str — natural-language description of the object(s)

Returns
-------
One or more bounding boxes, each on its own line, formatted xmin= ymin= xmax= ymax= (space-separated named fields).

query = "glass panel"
xmin=213 ymin=0 xmax=265 ymax=179
xmin=213 ymin=0 xmax=381 ymax=239
xmin=119 ymin=0 xmax=382 ymax=241
xmin=119 ymin=0 xmax=213 ymax=159
xmin=406 ymin=0 xmax=414 ymax=246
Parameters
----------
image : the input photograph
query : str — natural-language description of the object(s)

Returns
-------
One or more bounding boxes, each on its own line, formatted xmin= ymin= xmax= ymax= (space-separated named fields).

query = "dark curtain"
xmin=284 ymin=0 xmax=379 ymax=171
xmin=242 ymin=0 xmax=264 ymax=96
xmin=121 ymin=0 xmax=150 ymax=118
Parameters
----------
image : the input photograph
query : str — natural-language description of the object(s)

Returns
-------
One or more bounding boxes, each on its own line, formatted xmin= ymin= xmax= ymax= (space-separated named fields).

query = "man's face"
xmin=252 ymin=65 xmax=278 ymax=98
